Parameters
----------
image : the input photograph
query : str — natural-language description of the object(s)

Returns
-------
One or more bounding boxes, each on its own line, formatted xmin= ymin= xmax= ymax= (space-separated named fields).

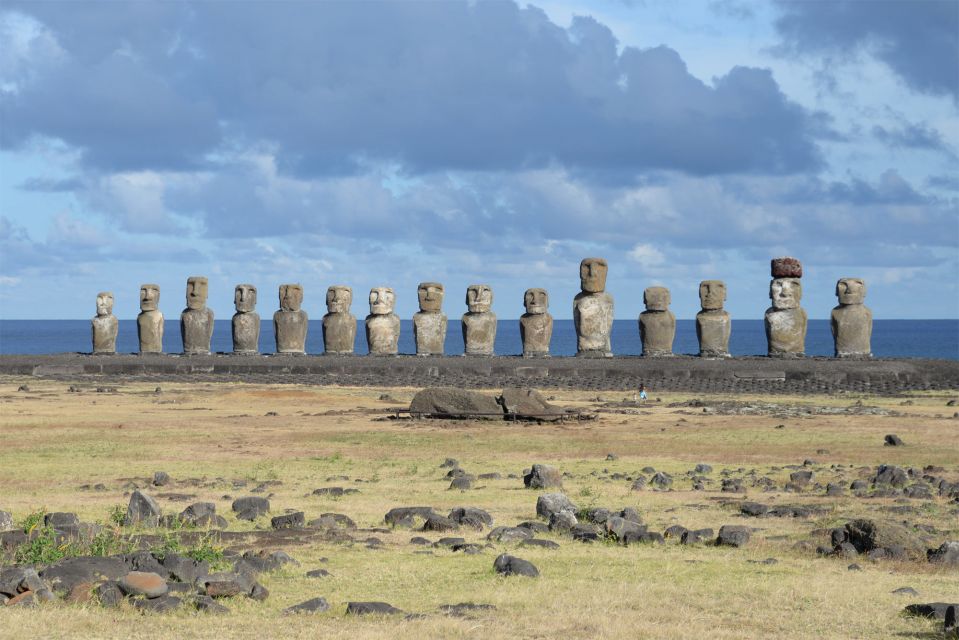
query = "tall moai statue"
xmin=831 ymin=278 xmax=872 ymax=358
xmin=413 ymin=282 xmax=446 ymax=356
xmin=462 ymin=284 xmax=496 ymax=356
xmin=520 ymin=288 xmax=552 ymax=357
xmin=274 ymin=284 xmax=308 ymax=354
xmin=764 ymin=257 xmax=807 ymax=357
xmin=573 ymin=258 xmax=614 ymax=357
xmin=91 ymin=291 xmax=118 ymax=354
xmin=365 ymin=287 xmax=400 ymax=355
xmin=181 ymin=276 xmax=214 ymax=355
xmin=137 ymin=284 xmax=164 ymax=354
xmin=322 ymin=286 xmax=356 ymax=354
xmin=232 ymin=284 xmax=259 ymax=354
xmin=696 ymin=280 xmax=731 ymax=358
xmin=639 ymin=286 xmax=675 ymax=357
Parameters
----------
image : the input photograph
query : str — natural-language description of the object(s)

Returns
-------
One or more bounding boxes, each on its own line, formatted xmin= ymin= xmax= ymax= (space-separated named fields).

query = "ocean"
xmin=1 ymin=319 xmax=956 ymax=359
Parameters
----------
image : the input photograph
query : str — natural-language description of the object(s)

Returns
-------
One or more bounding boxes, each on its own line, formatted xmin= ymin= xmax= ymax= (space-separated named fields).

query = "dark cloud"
xmin=773 ymin=0 xmax=959 ymax=100
xmin=18 ymin=176 xmax=83 ymax=192
xmin=872 ymin=122 xmax=954 ymax=155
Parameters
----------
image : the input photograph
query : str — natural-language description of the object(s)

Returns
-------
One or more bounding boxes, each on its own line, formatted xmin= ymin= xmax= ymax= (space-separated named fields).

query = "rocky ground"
xmin=0 ymin=378 xmax=957 ymax=639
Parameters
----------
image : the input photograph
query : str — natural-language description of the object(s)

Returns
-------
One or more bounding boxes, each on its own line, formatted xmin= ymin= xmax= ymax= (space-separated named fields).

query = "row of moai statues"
xmin=90 ymin=257 xmax=873 ymax=358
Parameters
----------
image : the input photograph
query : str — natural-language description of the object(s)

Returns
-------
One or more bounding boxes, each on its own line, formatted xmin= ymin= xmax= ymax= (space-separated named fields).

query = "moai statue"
xmin=413 ymin=282 xmax=446 ymax=356
xmin=181 ymin=276 xmax=214 ymax=355
xmin=91 ymin=291 xmax=118 ymax=354
xmin=231 ymin=284 xmax=259 ymax=354
xmin=573 ymin=258 xmax=614 ymax=357
xmin=831 ymin=278 xmax=872 ymax=358
xmin=639 ymin=286 xmax=675 ymax=357
xmin=520 ymin=288 xmax=552 ymax=357
xmin=274 ymin=284 xmax=308 ymax=354
xmin=322 ymin=285 xmax=356 ymax=354
xmin=137 ymin=284 xmax=164 ymax=354
xmin=696 ymin=280 xmax=731 ymax=358
xmin=462 ymin=284 xmax=496 ymax=356
xmin=365 ymin=287 xmax=400 ymax=355
xmin=764 ymin=257 xmax=807 ymax=357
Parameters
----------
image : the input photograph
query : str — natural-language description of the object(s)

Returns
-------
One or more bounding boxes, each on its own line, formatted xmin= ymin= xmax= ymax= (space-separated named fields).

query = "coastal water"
xmin=1 ymin=319 xmax=957 ymax=359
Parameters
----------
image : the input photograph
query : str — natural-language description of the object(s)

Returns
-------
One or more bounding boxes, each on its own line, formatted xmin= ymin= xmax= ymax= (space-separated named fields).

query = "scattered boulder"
xmin=524 ymin=464 xmax=563 ymax=489
xmin=694 ymin=464 xmax=713 ymax=474
xmin=438 ymin=602 xmax=496 ymax=617
xmin=843 ymin=519 xmax=925 ymax=557
xmin=892 ymin=587 xmax=919 ymax=596
xmin=0 ymin=511 xmax=13 ymax=532
xmin=521 ymin=539 xmax=560 ymax=550
xmin=903 ymin=603 xmax=959 ymax=621
xmin=740 ymin=502 xmax=769 ymax=517
xmin=306 ymin=569 xmax=331 ymax=578
xmin=178 ymin=502 xmax=224 ymax=528
xmin=285 ymin=597 xmax=331 ymax=615
xmin=447 ymin=507 xmax=492 ymax=530
xmin=95 ymin=581 xmax=124 ymax=607
xmin=271 ymin=512 xmax=305 ymax=530
xmin=716 ymin=525 xmax=751 ymax=547
xmin=884 ymin=434 xmax=904 ymax=447
xmin=194 ymin=595 xmax=230 ymax=614
xmin=497 ymin=388 xmax=564 ymax=420
xmin=927 ymin=541 xmax=959 ymax=565
xmin=681 ymin=529 xmax=714 ymax=545
xmin=493 ymin=553 xmax=539 ymax=577
xmin=232 ymin=496 xmax=270 ymax=521
xmin=346 ymin=601 xmax=404 ymax=615
xmin=124 ymin=490 xmax=161 ymax=527
xmin=409 ymin=388 xmax=503 ymax=418
xmin=119 ymin=571 xmax=168 ymax=599
xmin=422 ymin=513 xmax=459 ymax=532
xmin=604 ymin=516 xmax=646 ymax=543
xmin=535 ymin=493 xmax=577 ymax=519
xmin=449 ymin=476 xmax=475 ymax=490
xmin=310 ymin=513 xmax=356 ymax=530
xmin=152 ymin=471 xmax=171 ymax=486
xmin=486 ymin=526 xmax=533 ymax=543
xmin=385 ymin=506 xmax=436 ymax=527
xmin=649 ymin=472 xmax=672 ymax=489
xmin=44 ymin=512 xmax=79 ymax=529
xmin=873 ymin=464 xmax=908 ymax=487
xmin=548 ymin=511 xmax=577 ymax=533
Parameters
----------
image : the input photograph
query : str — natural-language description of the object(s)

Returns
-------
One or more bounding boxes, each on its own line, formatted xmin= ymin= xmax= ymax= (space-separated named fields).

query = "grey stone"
xmin=285 ymin=597 xmax=331 ymax=615
xmin=884 ymin=434 xmax=904 ymax=446
xmin=0 ymin=511 xmax=12 ymax=532
xmin=91 ymin=292 xmax=118 ymax=354
xmin=493 ymin=553 xmax=539 ymax=577
xmin=639 ymin=287 xmax=675 ymax=357
xmin=44 ymin=512 xmax=79 ymax=528
xmin=422 ymin=513 xmax=459 ymax=532
xmin=681 ymin=528 xmax=714 ymax=544
xmin=462 ymin=284 xmax=496 ymax=356
xmin=903 ymin=603 xmax=959 ymax=621
xmin=524 ymin=464 xmax=563 ymax=489
xmin=152 ymin=471 xmax=170 ymax=487
xmin=831 ymin=278 xmax=872 ymax=358
xmin=765 ymin=276 xmax=807 ymax=357
xmin=322 ymin=286 xmax=356 ymax=354
xmin=125 ymin=490 xmax=161 ymax=527
xmin=194 ymin=595 xmax=230 ymax=614
xmin=927 ymin=541 xmax=959 ymax=565
xmin=574 ymin=258 xmax=613 ymax=356
xmin=413 ymin=282 xmax=447 ymax=355
xmin=137 ymin=284 xmax=164 ymax=353
xmin=232 ymin=496 xmax=270 ymax=521
xmin=521 ymin=538 xmax=560 ymax=550
xmin=447 ymin=507 xmax=493 ymax=530
xmin=874 ymin=464 xmax=909 ymax=487
xmin=179 ymin=502 xmax=218 ymax=527
xmin=274 ymin=284 xmax=308 ymax=354
xmin=347 ymin=601 xmax=404 ymax=615
xmin=716 ymin=525 xmax=751 ymax=547
xmin=604 ymin=516 xmax=646 ymax=542
xmin=536 ymin=492 xmax=577 ymax=519
xmin=95 ymin=581 xmax=123 ymax=607
xmin=365 ymin=287 xmax=400 ymax=355
xmin=231 ymin=284 xmax=260 ymax=354
xmin=271 ymin=512 xmax=305 ymax=530
xmin=119 ymin=571 xmax=168 ymax=598
xmin=740 ymin=502 xmax=769 ymax=517
xmin=385 ymin=506 xmax=436 ymax=527
xmin=131 ymin=594 xmax=181 ymax=612
xmin=499 ymin=388 xmax=564 ymax=420
xmin=520 ymin=288 xmax=553 ymax=357
xmin=696 ymin=280 xmax=731 ymax=357
xmin=309 ymin=513 xmax=356 ymax=530
xmin=306 ymin=569 xmax=331 ymax=578
xmin=892 ymin=587 xmax=919 ymax=596
xmin=548 ymin=511 xmax=577 ymax=532
xmin=181 ymin=276 xmax=214 ymax=355
xmin=486 ymin=526 xmax=533 ymax=543
xmin=409 ymin=387 xmax=503 ymax=418
xmin=449 ymin=475 xmax=474 ymax=490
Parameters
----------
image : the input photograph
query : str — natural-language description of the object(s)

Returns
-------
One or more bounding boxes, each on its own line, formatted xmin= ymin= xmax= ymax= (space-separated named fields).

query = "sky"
xmin=0 ymin=0 xmax=957 ymax=320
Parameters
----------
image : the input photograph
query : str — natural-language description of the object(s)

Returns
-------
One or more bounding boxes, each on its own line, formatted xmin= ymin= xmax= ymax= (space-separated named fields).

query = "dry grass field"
xmin=0 ymin=377 xmax=957 ymax=639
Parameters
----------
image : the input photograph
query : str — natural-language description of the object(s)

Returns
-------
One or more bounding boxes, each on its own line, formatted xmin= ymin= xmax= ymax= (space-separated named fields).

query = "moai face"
xmin=234 ymin=284 xmax=257 ymax=313
xmin=326 ymin=286 xmax=353 ymax=313
xmin=279 ymin=284 xmax=303 ymax=312
xmin=369 ymin=287 xmax=396 ymax=315
xmin=185 ymin=277 xmax=208 ymax=310
xmin=466 ymin=284 xmax=493 ymax=313
xmin=836 ymin=278 xmax=866 ymax=305
xmin=580 ymin=258 xmax=608 ymax=294
xmin=140 ymin=284 xmax=160 ymax=312
xmin=96 ymin=292 xmax=114 ymax=317
xmin=644 ymin=286 xmax=671 ymax=311
xmin=770 ymin=278 xmax=802 ymax=310
xmin=524 ymin=288 xmax=549 ymax=315
xmin=417 ymin=282 xmax=444 ymax=312
xmin=699 ymin=280 xmax=726 ymax=311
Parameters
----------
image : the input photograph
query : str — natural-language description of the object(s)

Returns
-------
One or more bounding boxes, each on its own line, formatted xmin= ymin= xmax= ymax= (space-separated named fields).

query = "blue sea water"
xmin=0 ymin=319 xmax=957 ymax=359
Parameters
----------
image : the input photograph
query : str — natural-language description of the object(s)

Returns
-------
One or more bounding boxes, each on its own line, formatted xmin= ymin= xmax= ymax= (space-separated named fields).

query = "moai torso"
xmin=696 ymin=280 xmax=731 ymax=357
xmin=232 ymin=284 xmax=260 ymax=354
xmin=274 ymin=284 xmax=308 ymax=354
xmin=831 ymin=278 xmax=872 ymax=358
xmin=574 ymin=258 xmax=614 ymax=357
xmin=639 ymin=286 xmax=675 ymax=357
xmin=413 ymin=282 xmax=446 ymax=355
xmin=322 ymin=286 xmax=356 ymax=354
xmin=462 ymin=284 xmax=496 ymax=356
xmin=91 ymin=292 xmax=118 ymax=354
xmin=765 ymin=269 xmax=806 ymax=357
xmin=520 ymin=288 xmax=552 ymax=357
xmin=137 ymin=284 xmax=164 ymax=354
xmin=366 ymin=287 xmax=400 ymax=355
xmin=181 ymin=276 xmax=214 ymax=355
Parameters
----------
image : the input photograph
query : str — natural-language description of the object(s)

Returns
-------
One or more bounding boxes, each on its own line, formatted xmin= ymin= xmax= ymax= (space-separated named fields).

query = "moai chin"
xmin=180 ymin=276 xmax=214 ymax=355
xmin=91 ymin=291 xmax=118 ymax=354
xmin=413 ymin=282 xmax=447 ymax=356
xmin=365 ymin=287 xmax=400 ymax=355
xmin=696 ymin=280 xmax=731 ymax=358
xmin=274 ymin=283 xmax=308 ymax=354
xmin=573 ymin=257 xmax=614 ymax=357
xmin=137 ymin=284 xmax=164 ymax=354
xmin=232 ymin=284 xmax=260 ymax=355
xmin=462 ymin=284 xmax=496 ymax=356
xmin=831 ymin=278 xmax=872 ymax=358
xmin=765 ymin=272 xmax=807 ymax=357
xmin=639 ymin=286 xmax=675 ymax=357
xmin=322 ymin=285 xmax=356 ymax=354
xmin=520 ymin=288 xmax=552 ymax=357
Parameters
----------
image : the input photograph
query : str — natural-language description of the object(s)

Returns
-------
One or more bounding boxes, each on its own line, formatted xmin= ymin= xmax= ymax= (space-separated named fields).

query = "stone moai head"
xmin=770 ymin=278 xmax=802 ymax=310
xmin=771 ymin=257 xmax=803 ymax=279
xmin=524 ymin=288 xmax=549 ymax=315
xmin=580 ymin=258 xmax=608 ymax=294
xmin=279 ymin=284 xmax=303 ymax=312
xmin=96 ymin=292 xmax=114 ymax=317
xmin=699 ymin=280 xmax=727 ymax=311
xmin=466 ymin=284 xmax=493 ymax=313
xmin=836 ymin=278 xmax=866 ymax=305
xmin=369 ymin=287 xmax=396 ymax=315
xmin=140 ymin=284 xmax=160 ymax=312
xmin=326 ymin=286 xmax=353 ymax=313
xmin=185 ymin=277 xmax=209 ymax=310
xmin=234 ymin=284 xmax=257 ymax=313
xmin=417 ymin=282 xmax=444 ymax=313
xmin=644 ymin=286 xmax=671 ymax=311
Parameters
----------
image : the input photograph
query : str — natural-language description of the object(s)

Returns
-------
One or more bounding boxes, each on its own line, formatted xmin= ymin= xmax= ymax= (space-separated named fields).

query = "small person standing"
xmin=639 ymin=384 xmax=648 ymax=403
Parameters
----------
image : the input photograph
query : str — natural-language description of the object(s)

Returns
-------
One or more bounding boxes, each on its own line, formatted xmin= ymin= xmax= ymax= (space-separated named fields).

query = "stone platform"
xmin=1 ymin=353 xmax=958 ymax=394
